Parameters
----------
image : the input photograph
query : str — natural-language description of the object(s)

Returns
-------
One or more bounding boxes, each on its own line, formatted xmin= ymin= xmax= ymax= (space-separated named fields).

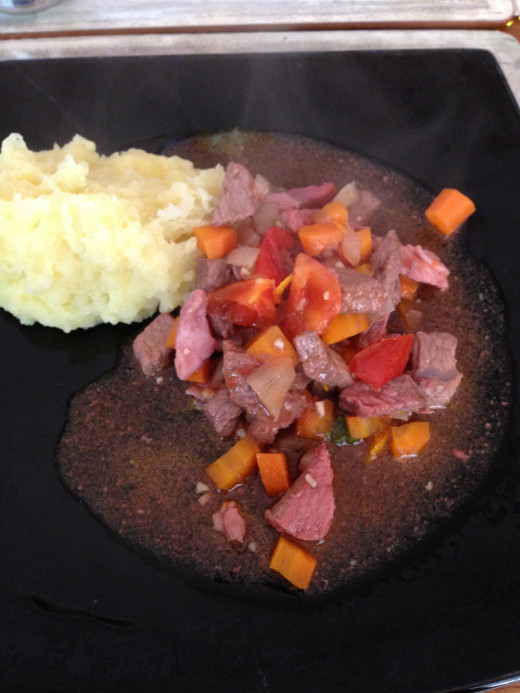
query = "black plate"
xmin=0 ymin=48 xmax=519 ymax=693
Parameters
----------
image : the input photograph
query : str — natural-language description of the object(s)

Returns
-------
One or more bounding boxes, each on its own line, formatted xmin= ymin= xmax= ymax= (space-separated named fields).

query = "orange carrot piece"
xmin=366 ymin=428 xmax=389 ymax=461
xmin=312 ymin=200 xmax=349 ymax=226
xmin=390 ymin=421 xmax=430 ymax=458
xmin=269 ymin=535 xmax=316 ymax=590
xmin=257 ymin=452 xmax=290 ymax=496
xmin=322 ymin=312 xmax=370 ymax=345
xmin=425 ymin=188 xmax=476 ymax=236
xmin=399 ymin=274 xmax=419 ymax=300
xmin=298 ymin=222 xmax=344 ymax=257
xmin=356 ymin=226 xmax=373 ymax=263
xmin=296 ymin=398 xmax=334 ymax=440
xmin=164 ymin=316 xmax=179 ymax=349
xmin=206 ymin=437 xmax=261 ymax=491
xmin=187 ymin=359 xmax=210 ymax=384
xmin=346 ymin=415 xmax=384 ymax=440
xmin=193 ymin=224 xmax=238 ymax=259
xmin=246 ymin=325 xmax=298 ymax=365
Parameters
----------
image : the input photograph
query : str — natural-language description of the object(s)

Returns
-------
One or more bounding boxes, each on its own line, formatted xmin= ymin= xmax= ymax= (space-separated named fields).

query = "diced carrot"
xmin=298 ymin=222 xmax=344 ymax=257
xmin=425 ymin=188 xmax=476 ymax=236
xmin=164 ymin=316 xmax=179 ymax=349
xmin=312 ymin=200 xmax=349 ymax=226
xmin=356 ymin=226 xmax=373 ymax=263
xmin=398 ymin=299 xmax=423 ymax=332
xmin=399 ymin=274 xmax=419 ymax=300
xmin=246 ymin=325 xmax=298 ymax=365
xmin=355 ymin=263 xmax=373 ymax=276
xmin=193 ymin=224 xmax=238 ymax=259
xmin=257 ymin=452 xmax=290 ymax=496
xmin=366 ymin=428 xmax=389 ymax=461
xmin=321 ymin=312 xmax=370 ymax=345
xmin=390 ymin=421 xmax=430 ymax=458
xmin=346 ymin=415 xmax=384 ymax=440
xmin=206 ymin=437 xmax=261 ymax=491
xmin=296 ymin=398 xmax=334 ymax=440
xmin=269 ymin=535 xmax=316 ymax=590
xmin=187 ymin=359 xmax=210 ymax=384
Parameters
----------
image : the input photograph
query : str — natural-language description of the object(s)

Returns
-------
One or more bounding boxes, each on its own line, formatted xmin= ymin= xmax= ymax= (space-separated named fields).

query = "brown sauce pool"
xmin=56 ymin=132 xmax=512 ymax=597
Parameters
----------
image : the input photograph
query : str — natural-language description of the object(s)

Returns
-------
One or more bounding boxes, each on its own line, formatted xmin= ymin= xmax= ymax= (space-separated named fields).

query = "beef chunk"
xmin=132 ymin=313 xmax=176 ymax=376
xmin=331 ymin=265 xmax=391 ymax=317
xmin=294 ymin=330 xmax=352 ymax=389
xmin=265 ymin=442 xmax=335 ymax=541
xmin=204 ymin=385 xmax=242 ymax=438
xmin=196 ymin=257 xmax=233 ymax=292
xmin=339 ymin=374 xmax=427 ymax=417
xmin=174 ymin=290 xmax=217 ymax=380
xmin=410 ymin=331 xmax=462 ymax=407
xmin=371 ymin=229 xmax=403 ymax=306
xmin=401 ymin=244 xmax=449 ymax=290
xmin=212 ymin=162 xmax=262 ymax=225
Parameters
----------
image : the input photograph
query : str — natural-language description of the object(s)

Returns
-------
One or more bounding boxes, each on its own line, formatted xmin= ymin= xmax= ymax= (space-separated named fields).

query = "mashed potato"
xmin=0 ymin=133 xmax=225 ymax=331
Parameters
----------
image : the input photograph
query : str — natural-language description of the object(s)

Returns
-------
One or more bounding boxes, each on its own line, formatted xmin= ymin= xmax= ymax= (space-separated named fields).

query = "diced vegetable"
xmin=193 ymin=224 xmax=238 ymax=259
xmin=206 ymin=437 xmax=261 ymax=492
xmin=207 ymin=277 xmax=276 ymax=327
xmin=312 ymin=200 xmax=349 ymax=226
xmin=273 ymin=273 xmax=293 ymax=303
xmin=257 ymin=452 xmax=290 ymax=496
xmin=346 ymin=415 xmax=384 ymax=440
xmin=349 ymin=334 xmax=414 ymax=389
xmin=298 ymin=222 xmax=344 ymax=257
xmin=282 ymin=253 xmax=342 ymax=340
xmin=390 ymin=421 xmax=430 ymax=458
xmin=355 ymin=263 xmax=373 ymax=276
xmin=356 ymin=226 xmax=373 ymax=263
xmin=187 ymin=359 xmax=210 ymax=384
xmin=398 ymin=299 xmax=423 ymax=332
xmin=254 ymin=226 xmax=293 ymax=284
xmin=366 ymin=428 xmax=389 ymax=461
xmin=341 ymin=226 xmax=361 ymax=266
xmin=296 ymin=398 xmax=334 ymax=440
xmin=321 ymin=312 xmax=370 ymax=345
xmin=327 ymin=415 xmax=356 ymax=445
xmin=399 ymin=274 xmax=419 ymax=301
xmin=269 ymin=535 xmax=317 ymax=590
xmin=246 ymin=357 xmax=296 ymax=419
xmin=164 ymin=316 xmax=179 ymax=349
xmin=246 ymin=325 xmax=298 ymax=365
xmin=425 ymin=188 xmax=476 ymax=236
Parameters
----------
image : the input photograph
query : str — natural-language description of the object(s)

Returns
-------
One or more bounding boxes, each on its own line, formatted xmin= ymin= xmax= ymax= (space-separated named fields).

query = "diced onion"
xmin=334 ymin=181 xmax=360 ymax=209
xmin=341 ymin=225 xmax=361 ymax=267
xmin=246 ymin=357 xmax=295 ymax=419
xmin=227 ymin=245 xmax=260 ymax=268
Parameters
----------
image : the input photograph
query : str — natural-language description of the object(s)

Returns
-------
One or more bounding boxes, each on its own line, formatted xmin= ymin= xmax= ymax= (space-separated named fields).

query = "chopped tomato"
xmin=207 ymin=277 xmax=276 ymax=328
xmin=254 ymin=226 xmax=293 ymax=285
xmin=281 ymin=253 xmax=342 ymax=340
xmin=349 ymin=334 xmax=414 ymax=389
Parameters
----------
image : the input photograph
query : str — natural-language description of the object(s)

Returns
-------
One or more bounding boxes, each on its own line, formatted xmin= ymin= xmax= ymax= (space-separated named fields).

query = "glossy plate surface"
xmin=0 ymin=48 xmax=519 ymax=692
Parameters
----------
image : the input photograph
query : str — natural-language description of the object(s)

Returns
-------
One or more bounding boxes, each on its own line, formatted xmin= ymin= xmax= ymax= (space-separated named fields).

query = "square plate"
xmin=0 ymin=32 xmax=519 ymax=692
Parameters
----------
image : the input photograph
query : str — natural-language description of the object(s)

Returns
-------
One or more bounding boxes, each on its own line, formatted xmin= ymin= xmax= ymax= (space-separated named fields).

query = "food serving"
xmin=56 ymin=132 xmax=511 ymax=595
xmin=0 ymin=133 xmax=224 ymax=331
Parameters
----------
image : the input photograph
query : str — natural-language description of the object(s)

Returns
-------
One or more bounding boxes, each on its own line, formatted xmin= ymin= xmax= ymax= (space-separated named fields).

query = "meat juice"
xmin=57 ymin=132 xmax=512 ymax=596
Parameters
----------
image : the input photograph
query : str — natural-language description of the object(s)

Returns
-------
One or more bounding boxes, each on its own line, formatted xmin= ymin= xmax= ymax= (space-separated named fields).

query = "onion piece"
xmin=246 ymin=357 xmax=295 ymax=419
xmin=227 ymin=245 xmax=260 ymax=269
xmin=341 ymin=225 xmax=361 ymax=266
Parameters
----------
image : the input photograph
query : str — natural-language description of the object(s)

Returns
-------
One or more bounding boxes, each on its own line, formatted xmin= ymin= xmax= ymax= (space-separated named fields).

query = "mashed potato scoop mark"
xmin=0 ymin=134 xmax=225 ymax=332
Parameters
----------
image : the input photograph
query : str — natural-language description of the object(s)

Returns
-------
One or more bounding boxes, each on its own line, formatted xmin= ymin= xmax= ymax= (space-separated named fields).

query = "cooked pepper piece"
xmin=349 ymin=334 xmax=414 ymax=389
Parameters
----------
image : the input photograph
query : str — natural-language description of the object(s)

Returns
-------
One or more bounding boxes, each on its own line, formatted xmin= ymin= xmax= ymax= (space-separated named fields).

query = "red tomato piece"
xmin=281 ymin=253 xmax=342 ymax=340
xmin=207 ymin=277 xmax=276 ymax=327
xmin=349 ymin=334 xmax=414 ymax=389
xmin=254 ymin=226 xmax=293 ymax=284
